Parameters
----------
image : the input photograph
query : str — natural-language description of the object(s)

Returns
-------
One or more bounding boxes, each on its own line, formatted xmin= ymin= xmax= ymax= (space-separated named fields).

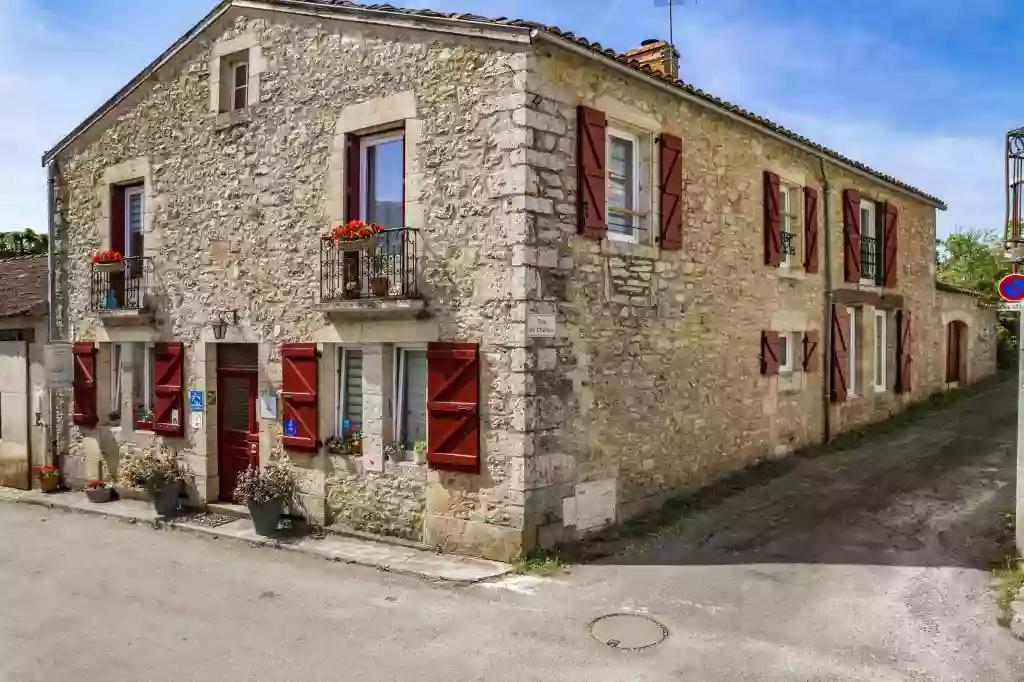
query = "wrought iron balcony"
xmin=90 ymin=256 xmax=153 ymax=319
xmin=318 ymin=228 xmax=423 ymax=318
xmin=860 ymin=235 xmax=881 ymax=284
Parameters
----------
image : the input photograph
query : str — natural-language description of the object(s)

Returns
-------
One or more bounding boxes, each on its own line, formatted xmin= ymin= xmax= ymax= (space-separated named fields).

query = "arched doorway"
xmin=946 ymin=320 xmax=968 ymax=384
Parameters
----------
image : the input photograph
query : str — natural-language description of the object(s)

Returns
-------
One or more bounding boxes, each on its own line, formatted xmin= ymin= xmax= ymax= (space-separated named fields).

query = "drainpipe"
xmin=46 ymin=161 xmax=59 ymax=470
xmin=818 ymin=156 xmax=834 ymax=443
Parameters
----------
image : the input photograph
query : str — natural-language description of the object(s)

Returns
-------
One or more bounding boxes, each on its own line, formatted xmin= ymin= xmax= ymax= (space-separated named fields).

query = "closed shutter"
xmin=659 ymin=133 xmax=683 ymax=250
xmin=577 ymin=106 xmax=607 ymax=239
xmin=426 ymin=342 xmax=480 ymax=472
xmin=843 ymin=189 xmax=861 ymax=283
xmin=345 ymin=133 xmax=361 ymax=222
xmin=803 ymin=187 xmax=819 ymax=273
xmin=882 ymin=202 xmax=899 ymax=287
xmin=153 ymin=342 xmax=184 ymax=436
xmin=760 ymin=331 xmax=780 ymax=376
xmin=896 ymin=310 xmax=912 ymax=393
xmin=282 ymin=343 xmax=319 ymax=451
xmin=763 ymin=171 xmax=781 ymax=266
xmin=830 ymin=305 xmax=849 ymax=403
xmin=72 ymin=342 xmax=98 ymax=426
xmin=802 ymin=330 xmax=820 ymax=372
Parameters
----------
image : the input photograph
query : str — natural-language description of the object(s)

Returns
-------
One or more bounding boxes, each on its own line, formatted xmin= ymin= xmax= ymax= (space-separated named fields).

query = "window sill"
xmin=600 ymin=239 xmax=658 ymax=260
xmin=214 ymin=110 xmax=252 ymax=131
xmin=779 ymin=265 xmax=806 ymax=280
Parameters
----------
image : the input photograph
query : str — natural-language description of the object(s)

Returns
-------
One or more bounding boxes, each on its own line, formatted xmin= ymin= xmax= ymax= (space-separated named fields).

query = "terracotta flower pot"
xmin=39 ymin=476 xmax=59 ymax=494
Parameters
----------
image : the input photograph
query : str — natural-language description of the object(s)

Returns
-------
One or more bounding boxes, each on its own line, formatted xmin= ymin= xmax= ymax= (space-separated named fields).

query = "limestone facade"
xmin=47 ymin=3 xmax=995 ymax=561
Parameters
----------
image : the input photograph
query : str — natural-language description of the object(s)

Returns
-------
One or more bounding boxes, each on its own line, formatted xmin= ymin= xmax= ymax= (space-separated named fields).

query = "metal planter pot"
xmin=85 ymin=487 xmax=113 ymax=503
xmin=247 ymin=498 xmax=284 ymax=536
xmin=152 ymin=482 xmax=181 ymax=516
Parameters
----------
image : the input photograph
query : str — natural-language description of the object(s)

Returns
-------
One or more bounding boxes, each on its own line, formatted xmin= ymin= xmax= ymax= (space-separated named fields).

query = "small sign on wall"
xmin=260 ymin=392 xmax=277 ymax=420
xmin=527 ymin=314 xmax=556 ymax=338
xmin=189 ymin=390 xmax=204 ymax=411
xmin=190 ymin=412 xmax=202 ymax=430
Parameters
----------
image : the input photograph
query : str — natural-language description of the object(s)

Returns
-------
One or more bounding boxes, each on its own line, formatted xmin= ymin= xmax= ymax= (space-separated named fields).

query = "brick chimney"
xmin=624 ymin=38 xmax=679 ymax=79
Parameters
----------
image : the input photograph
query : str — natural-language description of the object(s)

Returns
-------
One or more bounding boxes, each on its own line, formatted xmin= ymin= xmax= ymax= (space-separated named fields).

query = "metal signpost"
xmin=999 ymin=275 xmax=1024 ymax=553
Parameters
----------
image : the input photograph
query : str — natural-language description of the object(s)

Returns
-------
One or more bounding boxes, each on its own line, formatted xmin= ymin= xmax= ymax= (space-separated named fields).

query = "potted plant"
xmin=384 ymin=441 xmax=404 ymax=462
xmin=413 ymin=438 xmax=427 ymax=465
xmin=91 ymin=250 xmax=124 ymax=272
xmin=233 ymin=461 xmax=296 ymax=536
xmin=107 ymin=410 xmax=121 ymax=427
xmin=136 ymin=408 xmax=154 ymax=431
xmin=37 ymin=465 xmax=59 ymax=493
xmin=368 ymin=248 xmax=390 ymax=297
xmin=118 ymin=453 xmax=186 ymax=516
xmin=84 ymin=479 xmax=113 ymax=503
xmin=326 ymin=430 xmax=362 ymax=456
xmin=331 ymin=219 xmax=383 ymax=251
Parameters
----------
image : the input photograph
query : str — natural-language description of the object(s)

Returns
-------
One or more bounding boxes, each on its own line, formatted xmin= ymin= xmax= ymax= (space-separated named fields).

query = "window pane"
xmin=365 ymin=137 xmax=404 ymax=231
xmin=342 ymin=350 xmax=363 ymax=434
xmin=848 ymin=308 xmax=856 ymax=394
xmin=875 ymin=316 xmax=884 ymax=385
xmin=778 ymin=335 xmax=788 ymax=367
xmin=608 ymin=137 xmax=634 ymax=211
xmin=234 ymin=63 xmax=248 ymax=88
xmin=111 ymin=344 xmax=122 ymax=413
xmin=401 ymin=350 xmax=428 ymax=452
xmin=131 ymin=343 xmax=154 ymax=419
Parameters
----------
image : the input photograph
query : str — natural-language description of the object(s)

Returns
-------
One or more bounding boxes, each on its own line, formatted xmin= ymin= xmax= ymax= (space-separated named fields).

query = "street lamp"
xmin=211 ymin=316 xmax=228 ymax=340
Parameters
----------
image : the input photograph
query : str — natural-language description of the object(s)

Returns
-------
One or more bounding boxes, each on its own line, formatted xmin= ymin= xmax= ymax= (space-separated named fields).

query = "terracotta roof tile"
xmin=0 ymin=255 xmax=47 ymax=318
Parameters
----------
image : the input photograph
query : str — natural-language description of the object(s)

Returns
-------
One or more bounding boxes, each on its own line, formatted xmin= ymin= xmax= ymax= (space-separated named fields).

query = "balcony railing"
xmin=860 ymin=235 xmax=881 ymax=284
xmin=90 ymin=256 xmax=151 ymax=311
xmin=320 ymin=228 xmax=419 ymax=303
xmin=780 ymin=231 xmax=797 ymax=256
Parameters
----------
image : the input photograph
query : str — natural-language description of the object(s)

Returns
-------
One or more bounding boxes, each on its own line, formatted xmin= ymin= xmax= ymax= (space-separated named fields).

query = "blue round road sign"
xmin=284 ymin=418 xmax=298 ymax=437
xmin=999 ymin=274 xmax=1024 ymax=302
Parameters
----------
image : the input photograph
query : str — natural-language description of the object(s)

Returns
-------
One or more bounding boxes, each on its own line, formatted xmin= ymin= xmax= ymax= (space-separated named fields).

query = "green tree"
xmin=936 ymin=228 xmax=1006 ymax=301
xmin=0 ymin=229 xmax=48 ymax=256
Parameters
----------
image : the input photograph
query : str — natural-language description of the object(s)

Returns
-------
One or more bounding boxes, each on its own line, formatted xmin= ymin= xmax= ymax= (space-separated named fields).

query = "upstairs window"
xmin=360 ymin=131 xmax=405 ymax=231
xmin=219 ymin=50 xmax=250 ymax=113
xmin=778 ymin=184 xmax=800 ymax=268
xmin=124 ymin=185 xmax=144 ymax=258
xmin=607 ymin=128 xmax=641 ymax=243
xmin=860 ymin=198 xmax=880 ymax=284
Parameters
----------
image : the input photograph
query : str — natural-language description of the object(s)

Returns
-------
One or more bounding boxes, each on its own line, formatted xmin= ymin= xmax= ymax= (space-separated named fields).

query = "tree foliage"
xmin=0 ymin=229 xmax=48 ymax=256
xmin=936 ymin=229 xmax=1005 ymax=301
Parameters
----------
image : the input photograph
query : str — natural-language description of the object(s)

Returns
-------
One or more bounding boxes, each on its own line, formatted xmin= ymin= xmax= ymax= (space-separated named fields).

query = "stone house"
xmin=43 ymin=0 xmax=995 ymax=561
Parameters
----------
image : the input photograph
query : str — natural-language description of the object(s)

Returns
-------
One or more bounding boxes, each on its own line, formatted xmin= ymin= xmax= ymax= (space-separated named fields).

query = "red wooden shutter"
xmin=345 ymin=133 xmax=361 ymax=222
xmin=760 ymin=331 xmax=780 ymax=376
xmin=843 ymin=189 xmax=861 ymax=283
xmin=896 ymin=310 xmax=912 ymax=393
xmin=577 ymin=106 xmax=607 ymax=239
xmin=802 ymin=330 xmax=820 ymax=372
xmin=281 ymin=343 xmax=319 ymax=451
xmin=882 ymin=202 xmax=899 ymax=287
xmin=153 ymin=342 xmax=184 ymax=436
xmin=72 ymin=342 xmax=98 ymax=426
xmin=830 ymin=305 xmax=849 ymax=403
xmin=763 ymin=171 xmax=781 ymax=266
xmin=110 ymin=185 xmax=126 ymax=255
xmin=803 ymin=186 xmax=819 ymax=273
xmin=427 ymin=342 xmax=480 ymax=472
xmin=659 ymin=133 xmax=683 ymax=250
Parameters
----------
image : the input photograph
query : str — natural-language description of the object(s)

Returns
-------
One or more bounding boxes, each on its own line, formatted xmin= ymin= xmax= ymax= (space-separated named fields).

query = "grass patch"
xmin=516 ymin=551 xmax=564 ymax=576
xmin=989 ymin=507 xmax=1024 ymax=629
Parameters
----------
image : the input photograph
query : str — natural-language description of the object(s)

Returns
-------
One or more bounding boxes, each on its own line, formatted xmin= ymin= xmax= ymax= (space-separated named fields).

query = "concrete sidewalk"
xmin=0 ymin=487 xmax=512 ymax=585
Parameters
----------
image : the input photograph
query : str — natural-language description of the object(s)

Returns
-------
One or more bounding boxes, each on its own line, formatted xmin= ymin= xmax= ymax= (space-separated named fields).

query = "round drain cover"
xmin=589 ymin=613 xmax=668 ymax=650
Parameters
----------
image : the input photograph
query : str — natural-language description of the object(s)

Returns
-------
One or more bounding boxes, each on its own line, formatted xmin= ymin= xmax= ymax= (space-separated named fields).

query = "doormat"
xmin=180 ymin=512 xmax=236 ymax=528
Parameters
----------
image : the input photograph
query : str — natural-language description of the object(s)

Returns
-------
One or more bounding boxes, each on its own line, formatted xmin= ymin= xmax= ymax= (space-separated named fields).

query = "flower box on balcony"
xmin=337 ymin=238 xmax=371 ymax=252
xmin=91 ymin=250 xmax=125 ymax=272
xmin=330 ymin=220 xmax=383 ymax=251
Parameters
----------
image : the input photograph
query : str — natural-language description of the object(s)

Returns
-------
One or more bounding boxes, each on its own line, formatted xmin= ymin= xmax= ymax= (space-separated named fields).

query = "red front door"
xmin=217 ymin=369 xmax=258 ymax=502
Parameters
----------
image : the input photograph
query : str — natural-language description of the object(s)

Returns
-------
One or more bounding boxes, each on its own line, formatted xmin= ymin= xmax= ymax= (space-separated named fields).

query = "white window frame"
xmin=359 ymin=131 xmax=405 ymax=226
xmin=123 ymin=186 xmax=144 ymax=258
xmin=335 ymin=346 xmax=362 ymax=437
xmin=232 ymin=61 xmax=249 ymax=112
xmin=606 ymin=128 xmax=642 ymax=244
xmin=847 ymin=306 xmax=857 ymax=396
xmin=131 ymin=343 xmax=156 ymax=429
xmin=779 ymin=184 xmax=800 ymax=268
xmin=393 ymin=345 xmax=428 ymax=460
xmin=873 ymin=310 xmax=886 ymax=393
xmin=778 ymin=332 xmax=794 ymax=374
xmin=860 ymin=198 xmax=877 ymax=285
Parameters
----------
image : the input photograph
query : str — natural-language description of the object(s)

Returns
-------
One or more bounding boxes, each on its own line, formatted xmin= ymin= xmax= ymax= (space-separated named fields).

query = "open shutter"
xmin=896 ymin=310 xmax=912 ymax=393
xmin=803 ymin=187 xmax=819 ymax=273
xmin=760 ymin=331 xmax=780 ymax=376
xmin=843 ymin=189 xmax=861 ymax=283
xmin=72 ymin=342 xmax=98 ymax=426
xmin=659 ymin=133 xmax=683 ymax=250
xmin=882 ymin=202 xmax=898 ymax=287
xmin=577 ymin=106 xmax=607 ymax=239
xmin=802 ymin=330 xmax=820 ymax=372
xmin=281 ymin=343 xmax=319 ymax=451
xmin=830 ymin=305 xmax=849 ymax=403
xmin=427 ymin=342 xmax=480 ymax=473
xmin=110 ymin=185 xmax=126 ymax=255
xmin=763 ymin=171 xmax=781 ymax=266
xmin=153 ymin=342 xmax=184 ymax=436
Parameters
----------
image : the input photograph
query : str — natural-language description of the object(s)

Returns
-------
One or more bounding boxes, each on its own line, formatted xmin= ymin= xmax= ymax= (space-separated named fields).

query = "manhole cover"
xmin=589 ymin=613 xmax=668 ymax=650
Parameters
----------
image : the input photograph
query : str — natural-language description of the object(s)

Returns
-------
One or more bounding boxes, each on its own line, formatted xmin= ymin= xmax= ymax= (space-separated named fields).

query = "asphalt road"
xmin=2 ymin=379 xmax=1023 ymax=681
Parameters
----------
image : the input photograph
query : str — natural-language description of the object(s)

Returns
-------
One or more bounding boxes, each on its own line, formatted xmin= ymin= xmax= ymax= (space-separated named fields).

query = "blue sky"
xmin=1 ymin=0 xmax=1019 ymax=238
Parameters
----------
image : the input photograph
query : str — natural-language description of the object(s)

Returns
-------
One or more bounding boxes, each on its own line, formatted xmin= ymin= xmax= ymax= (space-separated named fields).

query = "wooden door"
xmin=217 ymin=369 xmax=258 ymax=502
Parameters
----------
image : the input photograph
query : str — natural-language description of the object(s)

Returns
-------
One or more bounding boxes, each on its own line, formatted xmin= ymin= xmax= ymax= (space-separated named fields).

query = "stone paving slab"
xmin=3 ymin=489 xmax=513 ymax=585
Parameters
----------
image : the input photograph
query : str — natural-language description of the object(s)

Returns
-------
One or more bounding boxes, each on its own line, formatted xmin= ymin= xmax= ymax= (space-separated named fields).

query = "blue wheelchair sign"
xmin=284 ymin=418 xmax=298 ymax=437
xmin=189 ymin=390 xmax=204 ymax=411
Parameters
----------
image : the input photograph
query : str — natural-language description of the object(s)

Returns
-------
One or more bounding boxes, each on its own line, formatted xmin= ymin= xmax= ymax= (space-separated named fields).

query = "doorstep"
xmin=1 ymin=489 xmax=512 ymax=585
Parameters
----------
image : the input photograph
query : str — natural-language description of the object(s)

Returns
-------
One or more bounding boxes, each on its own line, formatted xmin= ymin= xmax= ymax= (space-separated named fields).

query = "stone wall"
xmin=53 ymin=9 xmax=534 ymax=561
xmin=936 ymin=287 xmax=998 ymax=385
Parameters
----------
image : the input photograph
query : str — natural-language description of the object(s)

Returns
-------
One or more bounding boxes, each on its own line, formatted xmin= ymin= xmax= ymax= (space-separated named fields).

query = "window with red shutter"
xmin=882 ymin=202 xmax=898 ymax=287
xmin=803 ymin=187 xmax=819 ymax=273
xmin=72 ymin=342 xmax=98 ymax=426
xmin=153 ymin=342 xmax=184 ymax=436
xmin=760 ymin=331 xmax=780 ymax=376
xmin=896 ymin=310 xmax=912 ymax=394
xmin=763 ymin=171 xmax=781 ymax=266
xmin=426 ymin=342 xmax=480 ymax=473
xmin=659 ymin=133 xmax=683 ymax=250
xmin=802 ymin=330 xmax=820 ymax=372
xmin=281 ymin=343 xmax=319 ymax=451
xmin=843 ymin=189 xmax=861 ymax=283
xmin=577 ymin=106 xmax=607 ymax=239
xmin=831 ymin=305 xmax=849 ymax=402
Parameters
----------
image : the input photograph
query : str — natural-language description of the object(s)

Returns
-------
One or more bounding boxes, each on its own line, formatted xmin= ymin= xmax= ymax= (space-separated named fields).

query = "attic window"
xmin=220 ymin=50 xmax=250 ymax=113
